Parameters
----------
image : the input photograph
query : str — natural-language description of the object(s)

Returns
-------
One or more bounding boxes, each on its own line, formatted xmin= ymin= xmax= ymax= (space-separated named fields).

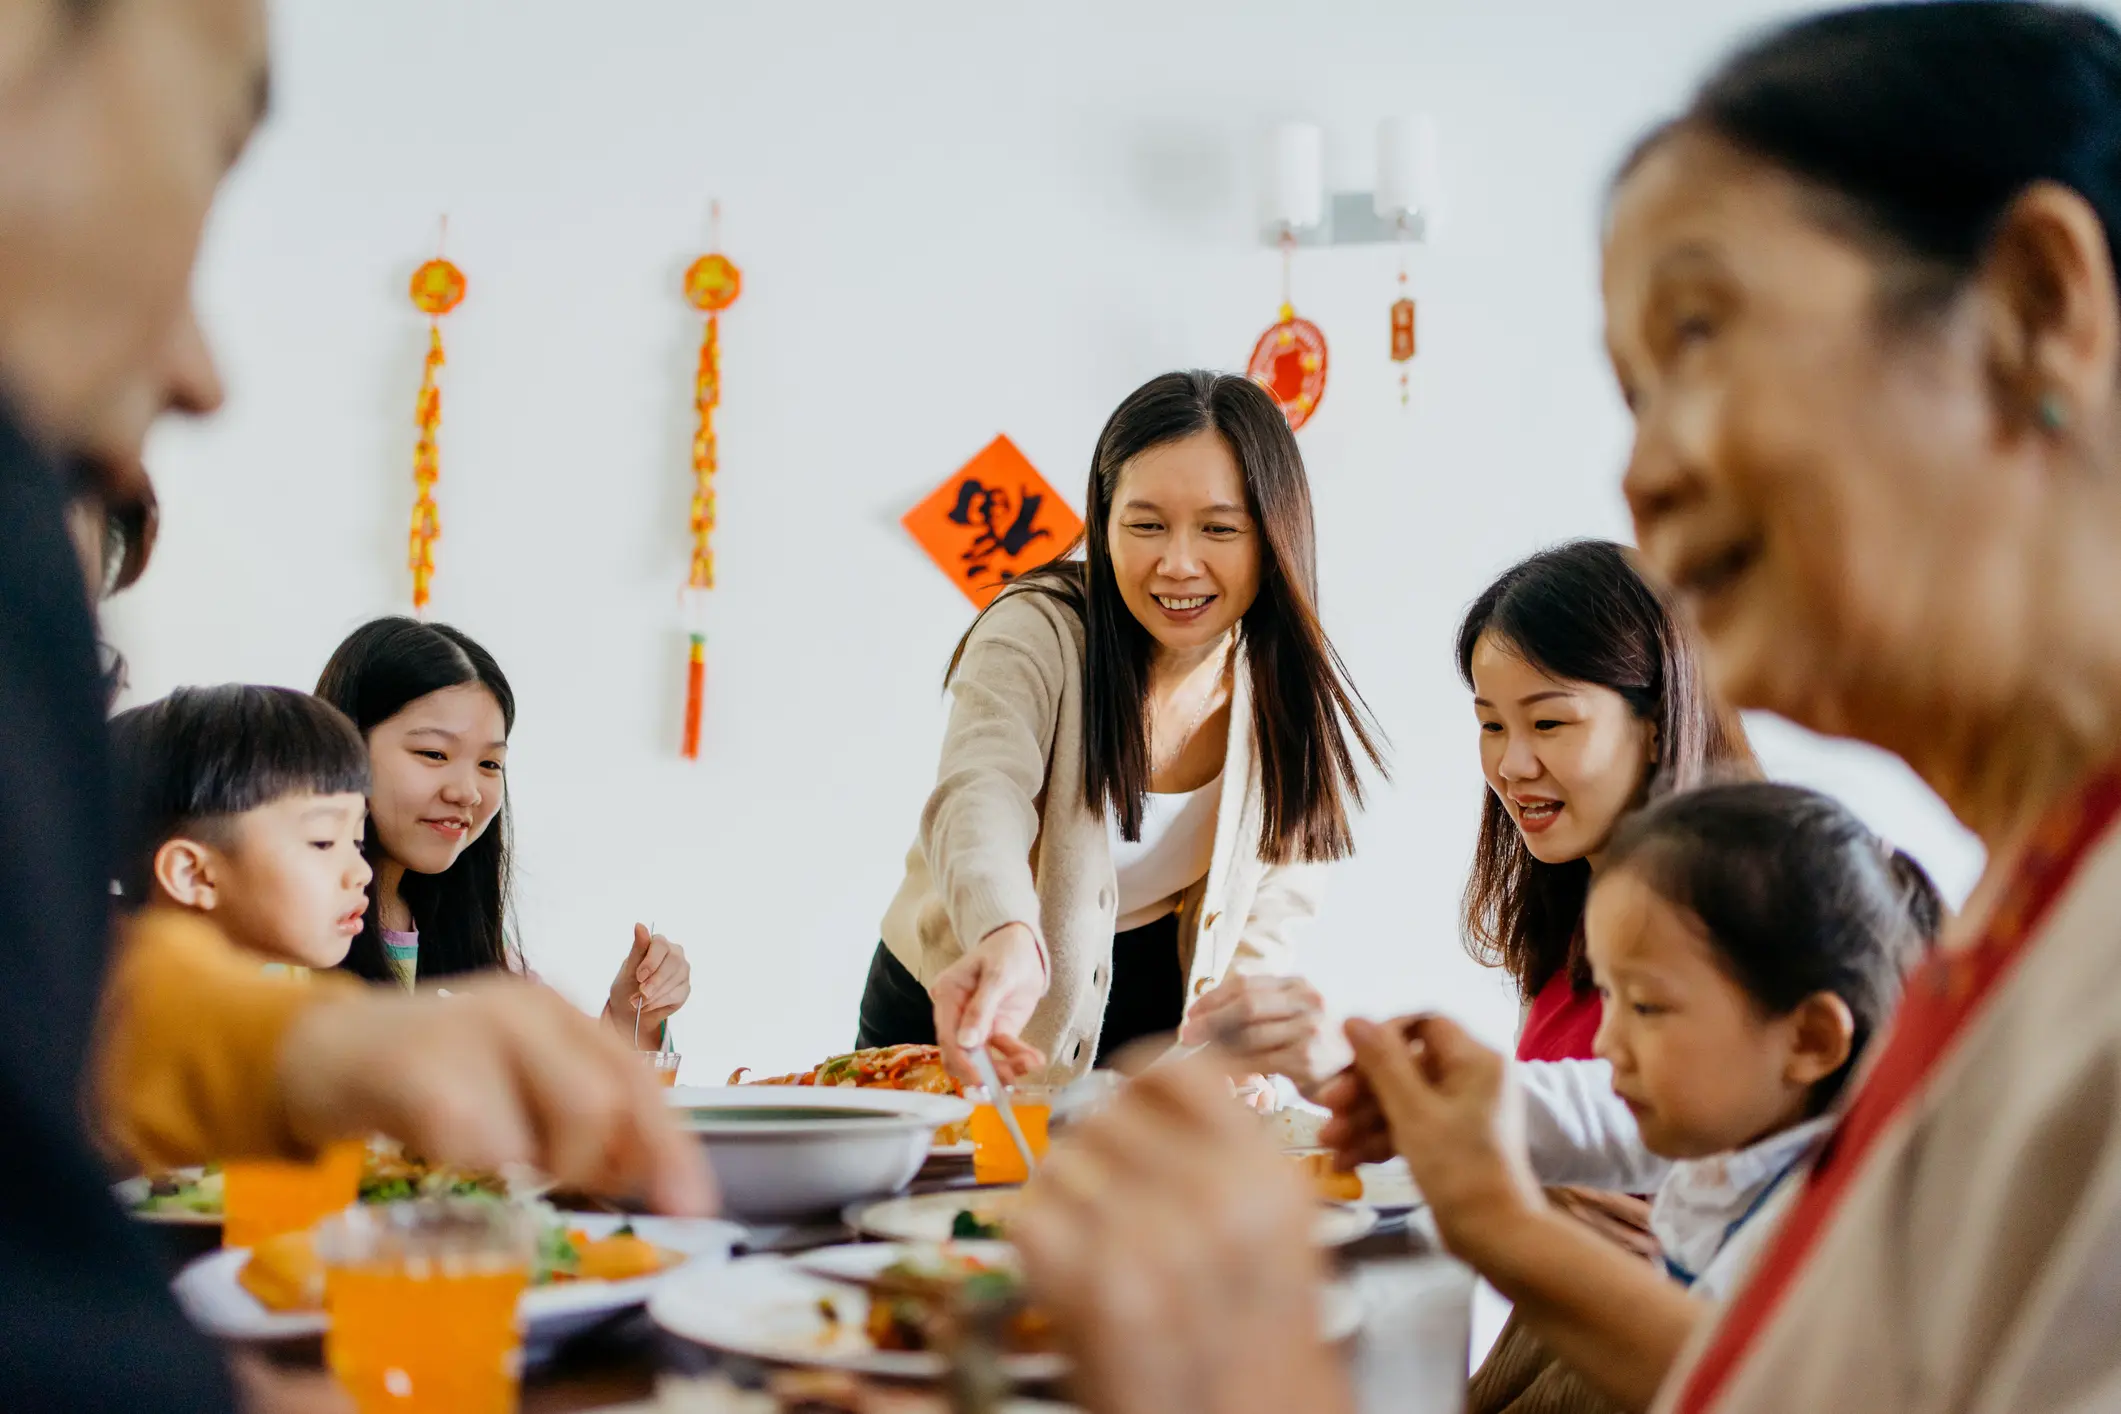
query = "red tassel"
xmin=681 ymin=633 xmax=706 ymax=760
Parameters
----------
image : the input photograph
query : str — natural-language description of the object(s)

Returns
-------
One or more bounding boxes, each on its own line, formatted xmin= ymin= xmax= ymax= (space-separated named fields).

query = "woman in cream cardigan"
xmin=862 ymin=369 xmax=1384 ymax=1084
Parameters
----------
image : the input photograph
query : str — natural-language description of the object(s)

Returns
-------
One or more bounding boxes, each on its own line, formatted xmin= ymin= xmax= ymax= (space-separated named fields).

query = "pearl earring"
xmin=2038 ymin=391 xmax=2071 ymax=432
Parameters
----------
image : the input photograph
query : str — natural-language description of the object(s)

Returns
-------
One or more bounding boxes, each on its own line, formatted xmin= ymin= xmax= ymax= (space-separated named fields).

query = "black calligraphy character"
xmin=948 ymin=479 xmax=1054 ymax=581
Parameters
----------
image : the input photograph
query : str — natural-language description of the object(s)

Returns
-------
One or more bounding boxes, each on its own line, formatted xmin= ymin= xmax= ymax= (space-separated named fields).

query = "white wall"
xmin=107 ymin=0 xmax=1987 ymax=1083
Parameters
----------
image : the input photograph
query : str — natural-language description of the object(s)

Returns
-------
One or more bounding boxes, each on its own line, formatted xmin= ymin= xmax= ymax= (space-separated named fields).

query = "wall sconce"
xmin=1260 ymin=116 xmax=1441 ymax=248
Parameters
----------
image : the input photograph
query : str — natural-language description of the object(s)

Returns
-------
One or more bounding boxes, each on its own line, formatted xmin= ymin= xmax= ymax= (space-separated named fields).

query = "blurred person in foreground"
xmin=0 ymin=1 xmax=709 ymax=1409
xmin=1020 ymin=4 xmax=2121 ymax=1413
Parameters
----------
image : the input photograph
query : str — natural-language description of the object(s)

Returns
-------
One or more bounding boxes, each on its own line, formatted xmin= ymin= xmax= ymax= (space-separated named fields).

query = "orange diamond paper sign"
xmin=903 ymin=435 xmax=1083 ymax=607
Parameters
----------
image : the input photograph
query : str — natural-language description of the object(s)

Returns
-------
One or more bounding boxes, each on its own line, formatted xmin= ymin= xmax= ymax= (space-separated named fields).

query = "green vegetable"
xmin=951 ymin=1210 xmax=1004 ymax=1240
xmin=534 ymin=1222 xmax=580 ymax=1284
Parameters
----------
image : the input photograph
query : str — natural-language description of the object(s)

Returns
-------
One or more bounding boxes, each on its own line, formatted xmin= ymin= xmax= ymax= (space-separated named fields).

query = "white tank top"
xmin=1108 ymin=772 xmax=1221 ymax=933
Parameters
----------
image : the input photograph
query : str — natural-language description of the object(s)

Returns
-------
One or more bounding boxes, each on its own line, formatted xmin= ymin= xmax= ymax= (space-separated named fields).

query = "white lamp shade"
xmin=1374 ymin=115 xmax=1441 ymax=222
xmin=1264 ymin=122 xmax=1325 ymax=230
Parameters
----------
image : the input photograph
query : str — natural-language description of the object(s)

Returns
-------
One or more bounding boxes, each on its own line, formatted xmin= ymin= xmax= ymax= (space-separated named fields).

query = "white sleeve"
xmin=1516 ymin=1058 xmax=1672 ymax=1192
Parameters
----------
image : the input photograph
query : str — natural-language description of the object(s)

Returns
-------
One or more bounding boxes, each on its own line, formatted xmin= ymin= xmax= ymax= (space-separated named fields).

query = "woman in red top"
xmin=1193 ymin=539 xmax=1753 ymax=1412
xmin=1457 ymin=540 xmax=1756 ymax=1065
xmin=1195 ymin=539 xmax=1752 ymax=1083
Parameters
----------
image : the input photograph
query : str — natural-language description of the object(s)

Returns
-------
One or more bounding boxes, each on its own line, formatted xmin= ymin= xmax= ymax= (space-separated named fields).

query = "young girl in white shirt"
xmin=1325 ymin=781 xmax=1942 ymax=1411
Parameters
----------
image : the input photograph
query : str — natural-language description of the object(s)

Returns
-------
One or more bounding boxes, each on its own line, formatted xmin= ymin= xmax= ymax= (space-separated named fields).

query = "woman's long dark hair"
xmin=1458 ymin=540 xmax=1756 ymax=998
xmin=949 ymin=370 xmax=1385 ymax=863
xmin=316 ymin=617 xmax=518 ymax=982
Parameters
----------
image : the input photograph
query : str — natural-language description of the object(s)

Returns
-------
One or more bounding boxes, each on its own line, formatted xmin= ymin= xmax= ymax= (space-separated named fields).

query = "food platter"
xmin=172 ymin=1213 xmax=742 ymax=1349
xmin=650 ymin=1244 xmax=1363 ymax=1379
xmin=115 ymin=1167 xmax=222 ymax=1227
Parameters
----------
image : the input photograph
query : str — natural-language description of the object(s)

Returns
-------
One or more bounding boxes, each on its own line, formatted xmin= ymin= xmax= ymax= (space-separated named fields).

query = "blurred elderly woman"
xmin=1018 ymin=5 xmax=2121 ymax=1413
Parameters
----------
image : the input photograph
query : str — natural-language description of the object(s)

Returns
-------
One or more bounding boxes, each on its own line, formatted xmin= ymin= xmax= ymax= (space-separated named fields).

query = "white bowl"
xmin=668 ymin=1085 xmax=972 ymax=1222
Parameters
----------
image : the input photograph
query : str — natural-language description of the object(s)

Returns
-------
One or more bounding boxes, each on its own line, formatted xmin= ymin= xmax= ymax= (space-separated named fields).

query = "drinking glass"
xmin=316 ymin=1198 xmax=535 ymax=1414
xmin=222 ymin=1139 xmax=365 ymax=1249
xmin=968 ymin=1085 xmax=1053 ymax=1186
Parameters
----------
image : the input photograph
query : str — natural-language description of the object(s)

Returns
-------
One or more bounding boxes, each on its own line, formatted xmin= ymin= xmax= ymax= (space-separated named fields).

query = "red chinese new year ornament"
xmin=1248 ymin=234 xmax=1327 ymax=429
xmin=678 ymin=212 xmax=741 ymax=760
xmin=1247 ymin=302 xmax=1329 ymax=430
xmin=406 ymin=246 xmax=465 ymax=614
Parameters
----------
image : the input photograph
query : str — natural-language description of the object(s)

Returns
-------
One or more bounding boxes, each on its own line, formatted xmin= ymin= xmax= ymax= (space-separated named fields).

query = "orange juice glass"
xmin=646 ymin=1051 xmax=681 ymax=1088
xmin=968 ymin=1086 xmax=1052 ymax=1185
xmin=222 ymin=1139 xmax=365 ymax=1249
xmin=317 ymin=1199 xmax=535 ymax=1414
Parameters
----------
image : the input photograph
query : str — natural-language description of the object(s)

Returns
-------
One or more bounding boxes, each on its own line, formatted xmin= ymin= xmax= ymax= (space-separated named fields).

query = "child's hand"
xmin=1342 ymin=1015 xmax=1543 ymax=1258
xmin=606 ymin=924 xmax=690 ymax=1039
xmin=1313 ymin=1015 xmax=1416 ymax=1168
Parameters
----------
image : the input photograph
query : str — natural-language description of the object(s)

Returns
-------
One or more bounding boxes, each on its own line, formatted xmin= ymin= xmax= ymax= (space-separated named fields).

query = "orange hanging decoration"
xmin=1390 ymin=293 xmax=1417 ymax=407
xmin=679 ymin=209 xmax=741 ymax=760
xmin=407 ymin=246 xmax=465 ymax=614
xmin=1389 ymin=236 xmax=1416 ymax=408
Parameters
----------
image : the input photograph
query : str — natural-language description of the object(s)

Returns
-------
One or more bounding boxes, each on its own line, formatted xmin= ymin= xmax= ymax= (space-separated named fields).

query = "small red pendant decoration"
xmin=1247 ymin=302 xmax=1329 ymax=430
xmin=1390 ymin=296 xmax=1416 ymax=405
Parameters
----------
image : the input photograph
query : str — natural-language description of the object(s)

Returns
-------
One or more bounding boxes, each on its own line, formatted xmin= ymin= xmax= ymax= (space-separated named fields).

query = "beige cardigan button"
xmin=1192 ymin=976 xmax=1213 ymax=998
xmin=1203 ymin=911 xmax=1220 ymax=930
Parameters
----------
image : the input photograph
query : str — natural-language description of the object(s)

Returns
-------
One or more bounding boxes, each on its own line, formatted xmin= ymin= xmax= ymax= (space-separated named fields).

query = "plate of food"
xmin=172 ymin=1208 xmax=743 ymax=1348
xmin=651 ymin=1243 xmax=1363 ymax=1379
xmin=119 ymin=1167 xmax=224 ymax=1226
xmin=845 ymin=1188 xmax=1379 ymax=1249
xmin=117 ymin=1146 xmax=516 ymax=1228
xmin=1288 ymin=1151 xmax=1423 ymax=1212
xmin=728 ymin=1045 xmax=972 ymax=1147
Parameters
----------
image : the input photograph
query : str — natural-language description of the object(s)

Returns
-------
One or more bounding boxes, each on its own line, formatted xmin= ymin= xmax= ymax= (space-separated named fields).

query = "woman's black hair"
xmin=109 ymin=685 xmax=370 ymax=908
xmin=315 ymin=617 xmax=518 ymax=982
xmin=947 ymin=369 xmax=1386 ymax=864
xmin=1457 ymin=540 xmax=1758 ymax=999
xmin=1599 ymin=781 xmax=1944 ymax=1111
xmin=1629 ymin=2 xmax=2121 ymax=320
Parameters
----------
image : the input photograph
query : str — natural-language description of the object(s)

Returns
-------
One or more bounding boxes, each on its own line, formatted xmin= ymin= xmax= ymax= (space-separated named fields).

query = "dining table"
xmin=212 ymin=1151 xmax=1474 ymax=1414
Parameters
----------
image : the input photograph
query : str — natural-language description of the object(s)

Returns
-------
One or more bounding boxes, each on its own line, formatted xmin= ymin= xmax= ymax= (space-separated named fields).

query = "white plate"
xmin=651 ymin=1246 xmax=1362 ymax=1379
xmin=171 ymin=1215 xmax=743 ymax=1347
xmin=848 ymin=1190 xmax=1023 ymax=1244
xmin=849 ymin=1188 xmax=1380 ymax=1249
